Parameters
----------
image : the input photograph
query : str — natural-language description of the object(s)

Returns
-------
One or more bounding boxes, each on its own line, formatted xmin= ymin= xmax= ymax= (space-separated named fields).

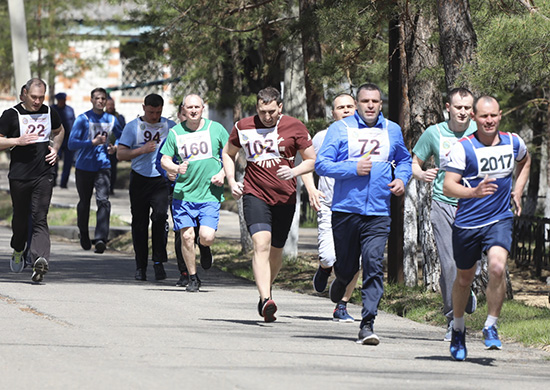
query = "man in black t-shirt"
xmin=0 ymin=78 xmax=64 ymax=283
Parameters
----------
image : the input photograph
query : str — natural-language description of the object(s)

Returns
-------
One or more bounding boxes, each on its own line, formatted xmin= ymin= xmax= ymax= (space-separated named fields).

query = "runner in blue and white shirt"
xmin=443 ymin=96 xmax=530 ymax=361
xmin=316 ymin=83 xmax=412 ymax=346
xmin=68 ymin=88 xmax=123 ymax=253
xmin=117 ymin=94 xmax=176 ymax=282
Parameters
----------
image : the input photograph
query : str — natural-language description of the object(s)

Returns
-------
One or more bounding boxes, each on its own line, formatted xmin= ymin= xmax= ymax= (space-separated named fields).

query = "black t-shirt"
xmin=0 ymin=103 xmax=62 ymax=180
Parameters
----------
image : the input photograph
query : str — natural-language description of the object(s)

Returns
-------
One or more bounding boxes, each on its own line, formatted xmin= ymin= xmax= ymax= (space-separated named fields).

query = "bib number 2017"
xmin=480 ymin=154 xmax=512 ymax=173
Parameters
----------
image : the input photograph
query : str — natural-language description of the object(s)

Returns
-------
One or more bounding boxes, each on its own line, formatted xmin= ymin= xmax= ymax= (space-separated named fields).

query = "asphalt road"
xmin=1 ymin=224 xmax=549 ymax=389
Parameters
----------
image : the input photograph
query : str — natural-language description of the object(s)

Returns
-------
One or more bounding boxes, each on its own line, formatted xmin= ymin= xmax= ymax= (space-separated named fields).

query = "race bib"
xmin=137 ymin=120 xmax=169 ymax=148
xmin=176 ymin=128 xmax=213 ymax=161
xmin=18 ymin=112 xmax=51 ymax=143
xmin=88 ymin=119 xmax=114 ymax=141
xmin=474 ymin=144 xmax=514 ymax=179
xmin=347 ymin=124 xmax=390 ymax=162
xmin=439 ymin=136 xmax=459 ymax=170
xmin=238 ymin=127 xmax=281 ymax=162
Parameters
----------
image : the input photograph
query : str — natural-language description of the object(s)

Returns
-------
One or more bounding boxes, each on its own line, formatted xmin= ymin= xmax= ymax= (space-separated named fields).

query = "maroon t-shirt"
xmin=228 ymin=114 xmax=312 ymax=205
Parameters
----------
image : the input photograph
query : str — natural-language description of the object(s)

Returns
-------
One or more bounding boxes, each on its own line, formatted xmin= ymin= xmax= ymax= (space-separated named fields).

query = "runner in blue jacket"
xmin=315 ymin=83 xmax=412 ymax=346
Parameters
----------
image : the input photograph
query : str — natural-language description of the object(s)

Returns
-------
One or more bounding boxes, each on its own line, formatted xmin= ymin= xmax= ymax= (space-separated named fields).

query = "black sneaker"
xmin=357 ymin=320 xmax=379 ymax=346
xmin=95 ymin=240 xmax=106 ymax=254
xmin=258 ymin=297 xmax=277 ymax=323
xmin=465 ymin=290 xmax=477 ymax=314
xmin=329 ymin=277 xmax=346 ymax=303
xmin=135 ymin=268 xmax=147 ymax=281
xmin=313 ymin=265 xmax=332 ymax=293
xmin=31 ymin=257 xmax=49 ymax=283
xmin=199 ymin=243 xmax=213 ymax=270
xmin=186 ymin=274 xmax=200 ymax=292
xmin=176 ymin=272 xmax=189 ymax=287
xmin=153 ymin=263 xmax=167 ymax=280
xmin=79 ymin=232 xmax=91 ymax=250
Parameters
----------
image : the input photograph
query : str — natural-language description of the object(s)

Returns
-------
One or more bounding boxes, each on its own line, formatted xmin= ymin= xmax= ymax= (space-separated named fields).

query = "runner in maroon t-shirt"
xmin=222 ymin=87 xmax=315 ymax=322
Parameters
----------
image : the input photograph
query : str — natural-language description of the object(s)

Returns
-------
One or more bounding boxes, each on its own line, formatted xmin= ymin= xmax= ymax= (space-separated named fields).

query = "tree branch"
xmin=227 ymin=0 xmax=278 ymax=16
xmin=517 ymin=0 xmax=550 ymax=21
xmin=502 ymin=97 xmax=550 ymax=116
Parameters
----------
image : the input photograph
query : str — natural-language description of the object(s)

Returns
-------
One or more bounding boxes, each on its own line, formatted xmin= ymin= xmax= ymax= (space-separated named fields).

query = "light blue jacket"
xmin=315 ymin=112 xmax=412 ymax=217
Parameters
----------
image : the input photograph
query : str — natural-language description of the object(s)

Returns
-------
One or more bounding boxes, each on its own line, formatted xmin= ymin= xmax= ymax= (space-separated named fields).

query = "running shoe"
xmin=333 ymin=303 xmax=355 ymax=323
xmin=31 ymin=257 xmax=49 ymax=283
xmin=10 ymin=249 xmax=25 ymax=273
xmin=79 ymin=232 xmax=91 ymax=250
xmin=186 ymin=274 xmax=200 ymax=292
xmin=176 ymin=272 xmax=189 ymax=287
xmin=199 ymin=244 xmax=213 ymax=270
xmin=312 ymin=265 xmax=332 ymax=293
xmin=465 ymin=289 xmax=477 ymax=314
xmin=444 ymin=320 xmax=454 ymax=342
xmin=258 ymin=297 xmax=277 ymax=323
xmin=356 ymin=320 xmax=379 ymax=345
xmin=154 ymin=263 xmax=167 ymax=280
xmin=450 ymin=327 xmax=467 ymax=361
xmin=94 ymin=240 xmax=106 ymax=254
xmin=329 ymin=277 xmax=346 ymax=303
xmin=482 ymin=325 xmax=502 ymax=350
xmin=135 ymin=268 xmax=146 ymax=281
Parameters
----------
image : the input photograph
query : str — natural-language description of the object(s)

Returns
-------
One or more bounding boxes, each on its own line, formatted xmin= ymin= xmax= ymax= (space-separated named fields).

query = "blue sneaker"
xmin=333 ymin=303 xmax=354 ymax=323
xmin=450 ymin=328 xmax=467 ymax=361
xmin=483 ymin=325 xmax=502 ymax=350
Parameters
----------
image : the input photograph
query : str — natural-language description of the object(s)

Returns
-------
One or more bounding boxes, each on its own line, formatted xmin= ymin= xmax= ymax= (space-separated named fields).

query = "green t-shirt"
xmin=412 ymin=120 xmax=477 ymax=205
xmin=160 ymin=118 xmax=229 ymax=202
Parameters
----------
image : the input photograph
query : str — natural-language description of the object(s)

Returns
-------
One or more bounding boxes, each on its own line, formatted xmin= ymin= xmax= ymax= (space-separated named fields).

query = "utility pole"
xmin=8 ymin=0 xmax=31 ymax=94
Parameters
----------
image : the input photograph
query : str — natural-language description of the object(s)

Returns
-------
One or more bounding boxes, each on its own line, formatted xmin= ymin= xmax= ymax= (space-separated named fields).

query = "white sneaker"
xmin=31 ymin=257 xmax=49 ymax=283
xmin=10 ymin=250 xmax=25 ymax=273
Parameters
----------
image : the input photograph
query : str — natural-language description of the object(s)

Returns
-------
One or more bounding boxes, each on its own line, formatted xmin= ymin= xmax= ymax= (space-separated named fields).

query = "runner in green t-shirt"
xmin=412 ymin=87 xmax=478 ymax=341
xmin=160 ymin=94 xmax=229 ymax=292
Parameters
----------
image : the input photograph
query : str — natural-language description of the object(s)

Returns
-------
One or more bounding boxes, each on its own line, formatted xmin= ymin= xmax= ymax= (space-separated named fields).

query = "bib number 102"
xmin=243 ymin=139 xmax=275 ymax=157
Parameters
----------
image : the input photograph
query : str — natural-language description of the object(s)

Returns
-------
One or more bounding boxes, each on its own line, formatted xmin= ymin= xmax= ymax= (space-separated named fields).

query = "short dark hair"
xmin=257 ymin=87 xmax=282 ymax=105
xmin=24 ymin=78 xmax=47 ymax=92
xmin=473 ymin=95 xmax=499 ymax=114
xmin=356 ymin=83 xmax=382 ymax=99
xmin=144 ymin=93 xmax=164 ymax=107
xmin=91 ymin=87 xmax=107 ymax=99
xmin=448 ymin=87 xmax=473 ymax=104
xmin=332 ymin=93 xmax=355 ymax=109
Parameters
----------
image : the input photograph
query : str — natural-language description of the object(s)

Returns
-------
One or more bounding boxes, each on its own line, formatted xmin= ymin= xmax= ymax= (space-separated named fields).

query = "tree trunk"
xmin=299 ymin=0 xmax=326 ymax=120
xmin=231 ymin=36 xmax=253 ymax=253
xmin=282 ymin=0 xmax=306 ymax=259
xmin=437 ymin=0 xmax=477 ymax=91
xmin=399 ymin=4 xmax=444 ymax=287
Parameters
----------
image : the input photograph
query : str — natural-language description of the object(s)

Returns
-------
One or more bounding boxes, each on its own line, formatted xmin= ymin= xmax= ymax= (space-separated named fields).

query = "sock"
xmin=453 ymin=317 xmax=465 ymax=332
xmin=337 ymin=300 xmax=348 ymax=307
xmin=484 ymin=315 xmax=498 ymax=329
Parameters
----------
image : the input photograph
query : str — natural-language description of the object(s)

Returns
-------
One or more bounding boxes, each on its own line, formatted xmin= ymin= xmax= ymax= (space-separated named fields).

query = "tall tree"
xmin=298 ymin=0 xmax=325 ymax=120
xmin=398 ymin=1 xmax=445 ymax=288
xmin=437 ymin=0 xmax=477 ymax=91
